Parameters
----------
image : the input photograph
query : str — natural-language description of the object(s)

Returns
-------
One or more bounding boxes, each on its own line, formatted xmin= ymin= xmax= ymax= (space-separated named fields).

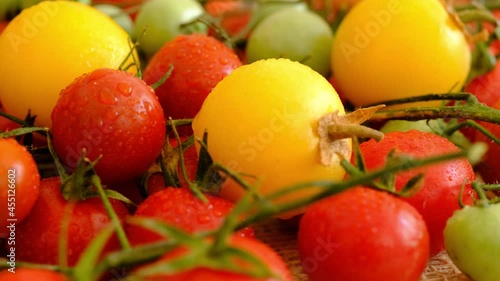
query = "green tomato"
xmin=444 ymin=204 xmax=500 ymax=281
xmin=0 ymin=0 xmax=18 ymax=21
xmin=246 ymin=8 xmax=333 ymax=76
xmin=134 ymin=0 xmax=207 ymax=59
xmin=233 ymin=0 xmax=307 ymax=40
xmin=94 ymin=4 xmax=134 ymax=39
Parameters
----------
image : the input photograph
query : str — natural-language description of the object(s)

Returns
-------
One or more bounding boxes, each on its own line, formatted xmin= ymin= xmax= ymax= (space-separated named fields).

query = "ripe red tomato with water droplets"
xmin=14 ymin=177 xmax=130 ymax=266
xmin=357 ymin=130 xmax=476 ymax=256
xmin=0 ymin=267 xmax=69 ymax=281
xmin=126 ymin=186 xmax=254 ymax=247
xmin=131 ymin=235 xmax=293 ymax=281
xmin=0 ymin=138 xmax=40 ymax=238
xmin=51 ymin=68 xmax=166 ymax=185
xmin=298 ymin=186 xmax=429 ymax=281
xmin=143 ymin=34 xmax=241 ymax=135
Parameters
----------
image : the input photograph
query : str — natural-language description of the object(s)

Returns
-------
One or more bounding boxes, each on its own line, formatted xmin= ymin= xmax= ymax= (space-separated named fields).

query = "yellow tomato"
xmin=192 ymin=58 xmax=350 ymax=219
xmin=0 ymin=1 xmax=137 ymax=128
xmin=331 ymin=0 xmax=471 ymax=107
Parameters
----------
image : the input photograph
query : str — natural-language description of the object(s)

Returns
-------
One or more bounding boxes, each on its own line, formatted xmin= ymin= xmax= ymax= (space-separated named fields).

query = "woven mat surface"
xmin=254 ymin=218 xmax=470 ymax=281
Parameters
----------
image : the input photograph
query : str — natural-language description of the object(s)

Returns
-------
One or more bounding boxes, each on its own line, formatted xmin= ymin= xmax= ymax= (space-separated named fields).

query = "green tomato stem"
xmin=169 ymin=119 xmax=208 ymax=203
xmin=91 ymin=175 xmax=131 ymax=250
xmin=457 ymin=8 xmax=498 ymax=23
xmin=235 ymin=145 xmax=476 ymax=229
xmin=368 ymin=93 xmax=500 ymax=125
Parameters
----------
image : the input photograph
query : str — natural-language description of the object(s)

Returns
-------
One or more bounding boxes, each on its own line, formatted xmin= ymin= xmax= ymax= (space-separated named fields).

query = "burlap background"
xmin=254 ymin=218 xmax=469 ymax=281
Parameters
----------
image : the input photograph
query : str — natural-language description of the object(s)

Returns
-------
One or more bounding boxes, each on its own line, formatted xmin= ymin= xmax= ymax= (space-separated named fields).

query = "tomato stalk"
xmin=454 ymin=0 xmax=500 ymax=11
xmin=368 ymin=93 xmax=500 ymax=125
xmin=169 ymin=119 xmax=208 ymax=202
xmin=58 ymin=142 xmax=486 ymax=278
xmin=319 ymin=105 xmax=385 ymax=167
xmin=91 ymin=175 xmax=132 ymax=250
xmin=233 ymin=142 xmax=486 ymax=229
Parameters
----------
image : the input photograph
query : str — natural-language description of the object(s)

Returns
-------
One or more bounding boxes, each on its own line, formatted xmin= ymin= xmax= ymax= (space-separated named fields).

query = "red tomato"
xmin=463 ymin=60 xmax=500 ymax=140
xmin=14 ymin=177 xmax=130 ymax=266
xmin=0 ymin=268 xmax=68 ymax=281
xmin=357 ymin=130 xmax=476 ymax=255
xmin=465 ymin=59 xmax=500 ymax=113
xmin=474 ymin=100 xmax=500 ymax=184
xmin=0 ymin=138 xmax=40 ymax=238
xmin=205 ymin=0 xmax=251 ymax=36
xmin=126 ymin=187 xmax=254 ymax=246
xmin=143 ymin=34 xmax=241 ymax=136
xmin=298 ymin=187 xmax=429 ymax=281
xmin=132 ymin=235 xmax=293 ymax=281
xmin=51 ymin=68 xmax=166 ymax=185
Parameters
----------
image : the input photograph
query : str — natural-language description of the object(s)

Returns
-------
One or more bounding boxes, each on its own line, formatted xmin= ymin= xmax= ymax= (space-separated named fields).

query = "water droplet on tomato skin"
xmin=197 ymin=214 xmax=211 ymax=224
xmin=219 ymin=57 xmax=230 ymax=64
xmin=117 ymin=82 xmax=133 ymax=97
xmin=98 ymin=87 xmax=118 ymax=105
xmin=105 ymin=108 xmax=120 ymax=121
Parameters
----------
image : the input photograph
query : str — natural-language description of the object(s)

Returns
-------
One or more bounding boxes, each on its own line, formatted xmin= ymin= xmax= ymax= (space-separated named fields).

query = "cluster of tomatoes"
xmin=1 ymin=0 xmax=500 ymax=281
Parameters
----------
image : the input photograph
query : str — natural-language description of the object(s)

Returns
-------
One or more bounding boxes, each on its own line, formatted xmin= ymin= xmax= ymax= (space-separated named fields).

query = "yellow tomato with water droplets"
xmin=331 ymin=0 xmax=471 ymax=107
xmin=0 ymin=1 xmax=137 ymax=128
xmin=192 ymin=58 xmax=350 ymax=219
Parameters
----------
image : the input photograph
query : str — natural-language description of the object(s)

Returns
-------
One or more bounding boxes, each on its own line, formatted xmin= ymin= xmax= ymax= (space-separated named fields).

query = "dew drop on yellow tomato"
xmin=331 ymin=0 xmax=471 ymax=107
xmin=0 ymin=0 xmax=137 ymax=127
xmin=192 ymin=58 xmax=350 ymax=219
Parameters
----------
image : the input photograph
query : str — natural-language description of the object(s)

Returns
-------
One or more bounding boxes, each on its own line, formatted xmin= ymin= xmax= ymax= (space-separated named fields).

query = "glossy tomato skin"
xmin=192 ymin=58 xmax=348 ymax=219
xmin=358 ymin=130 xmax=476 ymax=255
xmin=298 ymin=187 xmax=429 ymax=281
xmin=143 ymin=34 xmax=241 ymax=135
xmin=0 ymin=138 xmax=40 ymax=238
xmin=51 ymin=68 xmax=166 ymax=185
xmin=14 ymin=177 xmax=130 ymax=266
xmin=331 ymin=0 xmax=470 ymax=107
xmin=132 ymin=235 xmax=293 ymax=281
xmin=0 ymin=1 xmax=138 ymax=128
xmin=126 ymin=187 xmax=254 ymax=246
xmin=0 ymin=268 xmax=69 ymax=281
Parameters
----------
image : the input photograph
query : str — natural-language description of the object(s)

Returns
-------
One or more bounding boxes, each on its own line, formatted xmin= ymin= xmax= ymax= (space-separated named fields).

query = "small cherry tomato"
xmin=143 ymin=34 xmax=241 ymax=136
xmin=444 ymin=203 xmax=500 ymax=281
xmin=51 ymin=68 xmax=166 ymax=185
xmin=357 ymin=130 xmax=477 ymax=255
xmin=298 ymin=186 xmax=429 ymax=281
xmin=192 ymin=58 xmax=349 ymax=219
xmin=0 ymin=138 xmax=40 ymax=238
